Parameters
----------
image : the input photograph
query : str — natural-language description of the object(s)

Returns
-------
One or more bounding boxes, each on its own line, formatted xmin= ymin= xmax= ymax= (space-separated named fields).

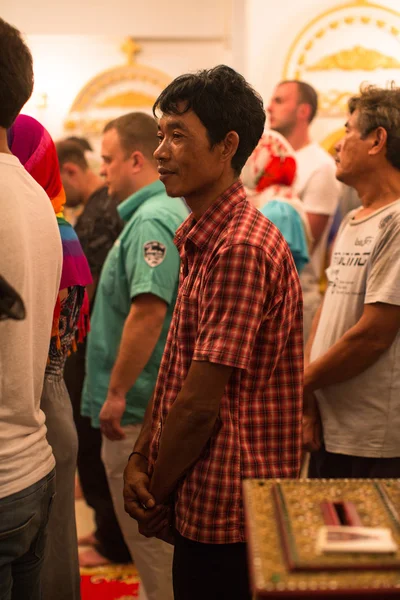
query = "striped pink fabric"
xmin=149 ymin=181 xmax=303 ymax=544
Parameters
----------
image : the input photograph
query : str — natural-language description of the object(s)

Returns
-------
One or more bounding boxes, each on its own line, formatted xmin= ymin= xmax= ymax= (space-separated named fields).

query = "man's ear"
xmin=297 ymin=103 xmax=311 ymax=122
xmin=221 ymin=131 xmax=240 ymax=166
xmin=368 ymin=127 xmax=387 ymax=156
xmin=130 ymin=150 xmax=145 ymax=173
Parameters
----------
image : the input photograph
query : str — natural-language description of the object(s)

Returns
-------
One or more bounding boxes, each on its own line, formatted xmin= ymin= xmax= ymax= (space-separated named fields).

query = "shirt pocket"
xmin=177 ymin=279 xmax=201 ymax=350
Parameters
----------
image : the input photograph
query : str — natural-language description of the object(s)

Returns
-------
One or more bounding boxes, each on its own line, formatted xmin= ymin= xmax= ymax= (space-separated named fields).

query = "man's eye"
xmin=173 ymin=132 xmax=182 ymax=139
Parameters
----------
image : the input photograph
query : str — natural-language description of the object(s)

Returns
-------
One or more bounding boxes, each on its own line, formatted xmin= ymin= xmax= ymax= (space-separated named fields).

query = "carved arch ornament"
xmin=64 ymin=38 xmax=171 ymax=137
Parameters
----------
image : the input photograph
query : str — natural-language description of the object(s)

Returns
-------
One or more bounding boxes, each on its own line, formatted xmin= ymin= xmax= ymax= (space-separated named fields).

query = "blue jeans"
xmin=0 ymin=469 xmax=56 ymax=600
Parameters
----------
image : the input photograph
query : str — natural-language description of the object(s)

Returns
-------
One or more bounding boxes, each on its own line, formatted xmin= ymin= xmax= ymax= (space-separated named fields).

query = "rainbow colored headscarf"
xmin=8 ymin=114 xmax=92 ymax=344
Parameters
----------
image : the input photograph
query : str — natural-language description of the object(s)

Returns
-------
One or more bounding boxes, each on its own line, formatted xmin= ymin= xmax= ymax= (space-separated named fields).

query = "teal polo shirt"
xmin=81 ymin=180 xmax=188 ymax=428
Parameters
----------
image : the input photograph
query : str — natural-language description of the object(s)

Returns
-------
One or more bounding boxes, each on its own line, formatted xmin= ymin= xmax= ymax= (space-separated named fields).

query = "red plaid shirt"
xmin=149 ymin=181 xmax=303 ymax=544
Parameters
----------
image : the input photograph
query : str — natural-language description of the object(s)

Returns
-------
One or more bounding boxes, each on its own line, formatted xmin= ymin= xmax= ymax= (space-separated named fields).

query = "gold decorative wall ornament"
xmin=283 ymin=0 xmax=400 ymax=121
xmin=64 ymin=37 xmax=171 ymax=138
xmin=321 ymin=128 xmax=346 ymax=157
xmin=307 ymin=46 xmax=400 ymax=72
xmin=96 ymin=91 xmax=156 ymax=109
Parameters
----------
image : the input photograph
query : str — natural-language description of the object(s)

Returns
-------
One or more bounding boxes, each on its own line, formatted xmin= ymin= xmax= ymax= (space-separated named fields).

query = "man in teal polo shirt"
xmin=81 ymin=112 xmax=188 ymax=600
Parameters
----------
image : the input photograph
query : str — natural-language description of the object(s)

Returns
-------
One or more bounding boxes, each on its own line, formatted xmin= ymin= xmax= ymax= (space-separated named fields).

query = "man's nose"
xmin=335 ymin=140 xmax=342 ymax=154
xmin=99 ymin=163 xmax=106 ymax=177
xmin=154 ymin=138 xmax=168 ymax=161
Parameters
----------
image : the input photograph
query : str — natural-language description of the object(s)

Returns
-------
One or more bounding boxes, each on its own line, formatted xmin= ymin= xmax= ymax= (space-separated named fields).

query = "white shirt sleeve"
xmin=366 ymin=213 xmax=400 ymax=306
xmin=302 ymin=162 xmax=340 ymax=216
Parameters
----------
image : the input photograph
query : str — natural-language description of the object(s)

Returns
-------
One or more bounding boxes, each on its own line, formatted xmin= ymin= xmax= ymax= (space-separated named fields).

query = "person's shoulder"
xmin=0 ymin=159 xmax=52 ymax=222
xmin=123 ymin=194 xmax=188 ymax=243
xmin=224 ymin=199 xmax=291 ymax=266
xmin=139 ymin=192 xmax=188 ymax=226
xmin=88 ymin=185 xmax=109 ymax=202
xmin=84 ymin=186 xmax=121 ymax=221
xmin=0 ymin=162 xmax=61 ymax=274
xmin=375 ymin=201 xmax=400 ymax=235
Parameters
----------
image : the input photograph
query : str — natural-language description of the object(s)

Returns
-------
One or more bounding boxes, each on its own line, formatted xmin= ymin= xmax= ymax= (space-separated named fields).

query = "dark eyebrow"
xmin=159 ymin=119 xmax=190 ymax=133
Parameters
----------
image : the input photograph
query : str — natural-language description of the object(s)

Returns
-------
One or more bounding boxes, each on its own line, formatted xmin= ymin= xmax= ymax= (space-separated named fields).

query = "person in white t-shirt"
xmin=303 ymin=84 xmax=400 ymax=479
xmin=268 ymin=81 xmax=340 ymax=340
xmin=0 ymin=18 xmax=62 ymax=599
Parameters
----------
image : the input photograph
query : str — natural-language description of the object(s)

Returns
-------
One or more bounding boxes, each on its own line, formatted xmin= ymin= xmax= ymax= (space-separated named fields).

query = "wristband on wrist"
xmin=128 ymin=451 xmax=149 ymax=462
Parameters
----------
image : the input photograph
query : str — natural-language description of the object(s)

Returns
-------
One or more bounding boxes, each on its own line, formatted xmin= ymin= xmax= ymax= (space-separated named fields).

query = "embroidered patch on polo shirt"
xmin=143 ymin=240 xmax=167 ymax=267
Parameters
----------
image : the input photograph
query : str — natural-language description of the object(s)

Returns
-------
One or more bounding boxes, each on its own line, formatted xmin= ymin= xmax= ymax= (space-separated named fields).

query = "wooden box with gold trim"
xmin=243 ymin=479 xmax=400 ymax=598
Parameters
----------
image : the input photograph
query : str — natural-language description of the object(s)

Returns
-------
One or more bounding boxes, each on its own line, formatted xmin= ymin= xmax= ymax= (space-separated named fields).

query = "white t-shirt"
xmin=311 ymin=200 xmax=400 ymax=458
xmin=295 ymin=143 xmax=340 ymax=285
xmin=294 ymin=142 xmax=340 ymax=283
xmin=0 ymin=154 xmax=62 ymax=498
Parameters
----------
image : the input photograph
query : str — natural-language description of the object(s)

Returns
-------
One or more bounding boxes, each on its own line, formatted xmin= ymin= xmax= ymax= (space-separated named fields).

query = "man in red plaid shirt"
xmin=124 ymin=65 xmax=303 ymax=600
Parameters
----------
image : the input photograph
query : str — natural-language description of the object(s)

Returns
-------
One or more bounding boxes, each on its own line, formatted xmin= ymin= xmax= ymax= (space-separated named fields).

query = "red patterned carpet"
xmin=80 ymin=564 xmax=140 ymax=599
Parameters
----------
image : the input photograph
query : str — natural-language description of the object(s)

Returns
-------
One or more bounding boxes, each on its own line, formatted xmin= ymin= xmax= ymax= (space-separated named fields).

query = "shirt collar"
xmin=118 ymin=180 xmax=165 ymax=222
xmin=175 ymin=180 xmax=246 ymax=251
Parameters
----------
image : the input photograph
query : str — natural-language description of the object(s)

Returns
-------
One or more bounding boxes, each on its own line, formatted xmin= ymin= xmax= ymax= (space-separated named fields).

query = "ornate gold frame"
xmin=283 ymin=0 xmax=400 ymax=79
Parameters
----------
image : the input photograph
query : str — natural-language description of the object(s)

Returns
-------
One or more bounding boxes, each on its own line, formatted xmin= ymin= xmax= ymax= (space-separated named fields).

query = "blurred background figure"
xmin=57 ymin=139 xmax=129 ymax=567
xmin=243 ymin=129 xmax=311 ymax=274
xmin=9 ymin=114 xmax=92 ymax=600
xmin=268 ymin=80 xmax=340 ymax=340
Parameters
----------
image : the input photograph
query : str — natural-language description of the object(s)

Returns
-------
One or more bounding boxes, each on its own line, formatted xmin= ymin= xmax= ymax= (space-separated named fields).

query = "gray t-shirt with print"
xmin=310 ymin=200 xmax=400 ymax=458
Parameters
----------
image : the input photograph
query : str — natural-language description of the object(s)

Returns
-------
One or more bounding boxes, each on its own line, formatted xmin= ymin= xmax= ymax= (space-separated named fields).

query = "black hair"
xmin=65 ymin=136 xmax=93 ymax=152
xmin=153 ymin=65 xmax=266 ymax=175
xmin=56 ymin=140 xmax=89 ymax=170
xmin=0 ymin=18 xmax=34 ymax=128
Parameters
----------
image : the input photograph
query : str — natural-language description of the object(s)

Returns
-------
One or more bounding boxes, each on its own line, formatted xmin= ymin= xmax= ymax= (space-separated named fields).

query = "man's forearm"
xmin=109 ymin=304 xmax=164 ymax=397
xmin=305 ymin=324 xmax=388 ymax=392
xmin=149 ymin=397 xmax=218 ymax=504
xmin=132 ymin=395 xmax=154 ymax=458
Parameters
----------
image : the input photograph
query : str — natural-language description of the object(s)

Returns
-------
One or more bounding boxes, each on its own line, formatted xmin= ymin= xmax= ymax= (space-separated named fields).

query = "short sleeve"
xmin=193 ymin=244 xmax=281 ymax=370
xmin=302 ymin=163 xmax=340 ymax=216
xmin=123 ymin=217 xmax=180 ymax=305
xmin=365 ymin=214 xmax=400 ymax=306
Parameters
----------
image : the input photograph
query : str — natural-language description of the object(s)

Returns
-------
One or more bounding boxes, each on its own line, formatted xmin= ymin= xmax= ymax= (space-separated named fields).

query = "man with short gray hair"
xmin=304 ymin=85 xmax=400 ymax=479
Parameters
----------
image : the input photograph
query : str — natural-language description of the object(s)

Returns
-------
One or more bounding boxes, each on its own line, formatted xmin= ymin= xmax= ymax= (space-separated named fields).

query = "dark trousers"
xmin=173 ymin=531 xmax=251 ymax=600
xmin=0 ymin=470 xmax=56 ymax=600
xmin=309 ymin=444 xmax=400 ymax=479
xmin=64 ymin=342 xmax=130 ymax=564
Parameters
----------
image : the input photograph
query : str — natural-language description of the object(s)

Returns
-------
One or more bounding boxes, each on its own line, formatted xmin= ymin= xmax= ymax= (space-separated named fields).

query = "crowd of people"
xmin=1 ymin=16 xmax=399 ymax=600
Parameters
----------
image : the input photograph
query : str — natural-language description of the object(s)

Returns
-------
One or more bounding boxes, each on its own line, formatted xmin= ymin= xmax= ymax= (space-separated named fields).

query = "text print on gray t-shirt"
xmin=311 ymin=200 xmax=400 ymax=458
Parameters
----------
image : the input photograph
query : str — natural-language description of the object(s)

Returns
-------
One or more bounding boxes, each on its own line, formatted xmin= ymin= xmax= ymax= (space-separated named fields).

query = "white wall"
xmin=3 ymin=0 xmax=236 ymax=139
xmin=23 ymin=35 xmax=233 ymax=139
xmin=4 ymin=0 xmax=400 ymax=141
xmin=4 ymin=0 xmax=229 ymax=37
